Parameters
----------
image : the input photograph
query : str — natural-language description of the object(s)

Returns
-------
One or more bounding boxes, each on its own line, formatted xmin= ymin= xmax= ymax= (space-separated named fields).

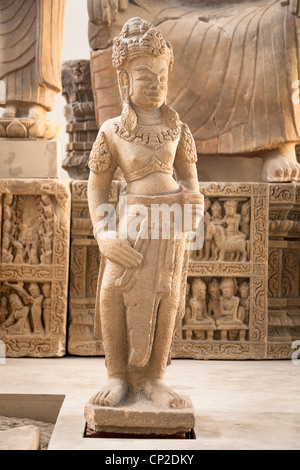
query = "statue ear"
xmin=118 ymin=70 xmax=130 ymax=103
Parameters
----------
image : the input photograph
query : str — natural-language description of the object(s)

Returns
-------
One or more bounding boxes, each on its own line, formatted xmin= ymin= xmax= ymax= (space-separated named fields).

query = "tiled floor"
xmin=0 ymin=357 xmax=299 ymax=450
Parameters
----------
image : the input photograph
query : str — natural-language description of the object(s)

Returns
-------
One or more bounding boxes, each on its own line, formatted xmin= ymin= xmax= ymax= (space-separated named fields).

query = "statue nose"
xmin=151 ymin=78 xmax=164 ymax=90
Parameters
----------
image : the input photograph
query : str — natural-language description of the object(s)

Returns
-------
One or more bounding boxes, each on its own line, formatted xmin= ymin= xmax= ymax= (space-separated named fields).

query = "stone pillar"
xmin=61 ymin=60 xmax=98 ymax=180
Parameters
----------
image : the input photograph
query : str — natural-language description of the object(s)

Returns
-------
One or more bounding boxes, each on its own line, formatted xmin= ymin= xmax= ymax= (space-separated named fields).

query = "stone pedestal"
xmin=84 ymin=395 xmax=195 ymax=436
xmin=0 ymin=179 xmax=71 ymax=357
xmin=0 ymin=141 xmax=61 ymax=178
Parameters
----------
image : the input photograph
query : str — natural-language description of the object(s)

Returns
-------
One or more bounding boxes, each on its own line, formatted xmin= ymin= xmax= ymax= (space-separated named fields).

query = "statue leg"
xmin=137 ymin=296 xmax=187 ymax=409
xmin=261 ymin=143 xmax=300 ymax=182
xmin=89 ymin=261 xmax=129 ymax=407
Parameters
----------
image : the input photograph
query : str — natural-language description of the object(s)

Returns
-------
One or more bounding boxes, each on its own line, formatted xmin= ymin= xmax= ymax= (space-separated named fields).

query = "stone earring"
xmin=121 ymin=85 xmax=137 ymax=133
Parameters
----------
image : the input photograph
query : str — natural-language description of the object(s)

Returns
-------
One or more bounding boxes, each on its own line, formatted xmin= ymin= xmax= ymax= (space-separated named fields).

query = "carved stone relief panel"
xmin=267 ymin=183 xmax=300 ymax=358
xmin=67 ymin=180 xmax=123 ymax=355
xmin=0 ymin=179 xmax=71 ymax=357
xmin=172 ymin=183 xmax=269 ymax=360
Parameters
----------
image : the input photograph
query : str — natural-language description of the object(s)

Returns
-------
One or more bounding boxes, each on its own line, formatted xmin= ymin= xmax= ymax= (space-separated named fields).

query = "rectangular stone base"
xmin=84 ymin=395 xmax=195 ymax=436
xmin=0 ymin=140 xmax=61 ymax=178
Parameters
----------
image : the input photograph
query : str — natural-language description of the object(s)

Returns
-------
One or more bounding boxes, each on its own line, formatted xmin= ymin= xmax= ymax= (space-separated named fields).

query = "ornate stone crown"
xmin=112 ymin=17 xmax=174 ymax=70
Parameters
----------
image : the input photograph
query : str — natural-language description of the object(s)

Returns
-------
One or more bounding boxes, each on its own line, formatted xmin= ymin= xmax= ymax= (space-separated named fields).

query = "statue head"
xmin=224 ymin=199 xmax=238 ymax=216
xmin=220 ymin=277 xmax=237 ymax=298
xmin=192 ymin=278 xmax=206 ymax=300
xmin=112 ymin=17 xmax=177 ymax=132
xmin=42 ymin=283 xmax=51 ymax=297
xmin=239 ymin=281 xmax=249 ymax=298
xmin=211 ymin=200 xmax=222 ymax=218
xmin=208 ymin=278 xmax=220 ymax=300
xmin=0 ymin=296 xmax=7 ymax=308
xmin=28 ymin=283 xmax=40 ymax=299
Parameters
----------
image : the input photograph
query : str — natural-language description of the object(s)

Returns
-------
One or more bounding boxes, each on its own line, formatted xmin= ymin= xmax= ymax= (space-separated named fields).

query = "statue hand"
xmin=89 ymin=0 xmax=129 ymax=27
xmin=183 ymin=192 xmax=205 ymax=231
xmin=281 ymin=0 xmax=300 ymax=16
xmin=97 ymin=231 xmax=143 ymax=268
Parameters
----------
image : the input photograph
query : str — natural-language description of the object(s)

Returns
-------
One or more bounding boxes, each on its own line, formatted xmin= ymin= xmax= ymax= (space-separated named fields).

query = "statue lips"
xmin=144 ymin=91 xmax=165 ymax=102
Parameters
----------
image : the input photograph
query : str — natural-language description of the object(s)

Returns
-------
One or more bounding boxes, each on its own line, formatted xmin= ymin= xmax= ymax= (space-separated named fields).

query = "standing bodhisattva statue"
xmin=0 ymin=0 xmax=66 ymax=139
xmin=87 ymin=17 xmax=204 ymax=412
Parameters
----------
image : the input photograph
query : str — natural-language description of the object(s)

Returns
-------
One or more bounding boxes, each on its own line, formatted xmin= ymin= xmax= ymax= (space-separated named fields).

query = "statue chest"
xmin=115 ymin=137 xmax=179 ymax=179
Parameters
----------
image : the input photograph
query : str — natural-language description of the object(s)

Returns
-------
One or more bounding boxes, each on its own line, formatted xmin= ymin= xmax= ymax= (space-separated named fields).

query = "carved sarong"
xmin=94 ymin=191 xmax=189 ymax=369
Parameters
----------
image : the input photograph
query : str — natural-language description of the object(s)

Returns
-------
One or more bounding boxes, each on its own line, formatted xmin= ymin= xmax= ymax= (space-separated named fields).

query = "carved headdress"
xmin=112 ymin=17 xmax=179 ymax=134
xmin=112 ymin=17 xmax=174 ymax=71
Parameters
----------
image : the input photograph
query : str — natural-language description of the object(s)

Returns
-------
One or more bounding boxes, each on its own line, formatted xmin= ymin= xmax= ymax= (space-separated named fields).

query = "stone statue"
xmin=207 ymin=278 xmax=221 ymax=319
xmin=212 ymin=199 xmax=249 ymax=262
xmin=88 ymin=0 xmax=300 ymax=183
xmin=86 ymin=17 xmax=203 ymax=432
xmin=217 ymin=277 xmax=246 ymax=339
xmin=0 ymin=297 xmax=9 ymax=325
xmin=0 ymin=0 xmax=66 ymax=139
xmin=28 ymin=283 xmax=44 ymax=334
xmin=2 ymin=293 xmax=30 ymax=335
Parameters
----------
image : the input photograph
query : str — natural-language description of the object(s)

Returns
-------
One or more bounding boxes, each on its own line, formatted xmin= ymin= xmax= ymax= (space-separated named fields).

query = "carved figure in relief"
xmin=40 ymin=235 xmax=52 ymax=265
xmin=211 ymin=200 xmax=249 ymax=262
xmin=41 ymin=283 xmax=51 ymax=335
xmin=240 ymin=201 xmax=251 ymax=239
xmin=0 ymin=297 xmax=9 ymax=325
xmin=28 ymin=241 xmax=40 ymax=265
xmin=28 ymin=283 xmax=44 ymax=334
xmin=1 ymin=293 xmax=30 ymax=335
xmin=87 ymin=18 xmax=204 ymax=410
xmin=183 ymin=282 xmax=192 ymax=326
xmin=12 ymin=239 xmax=25 ymax=264
xmin=189 ymin=279 xmax=215 ymax=340
xmin=207 ymin=278 xmax=221 ymax=320
xmin=88 ymin=0 xmax=300 ymax=183
xmin=204 ymin=200 xmax=223 ymax=261
xmin=2 ymin=194 xmax=15 ymax=264
xmin=2 ymin=220 xmax=13 ymax=264
xmin=239 ymin=281 xmax=250 ymax=325
xmin=0 ymin=0 xmax=66 ymax=139
xmin=217 ymin=278 xmax=244 ymax=329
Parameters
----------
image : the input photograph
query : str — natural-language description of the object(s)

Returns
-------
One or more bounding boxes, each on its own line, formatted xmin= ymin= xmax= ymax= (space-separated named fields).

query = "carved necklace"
xmin=114 ymin=110 xmax=181 ymax=150
xmin=114 ymin=122 xmax=181 ymax=150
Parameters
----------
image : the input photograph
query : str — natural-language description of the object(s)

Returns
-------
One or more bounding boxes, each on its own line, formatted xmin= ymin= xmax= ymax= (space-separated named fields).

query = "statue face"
xmin=225 ymin=206 xmax=235 ymax=216
xmin=128 ymin=56 xmax=169 ymax=111
xmin=240 ymin=285 xmax=249 ymax=298
xmin=29 ymin=283 xmax=40 ymax=298
xmin=222 ymin=286 xmax=234 ymax=298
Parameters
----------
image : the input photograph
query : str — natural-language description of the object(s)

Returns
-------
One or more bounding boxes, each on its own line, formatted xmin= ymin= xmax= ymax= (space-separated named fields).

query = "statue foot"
xmin=142 ymin=379 xmax=187 ymax=409
xmin=261 ymin=144 xmax=300 ymax=182
xmin=89 ymin=378 xmax=129 ymax=407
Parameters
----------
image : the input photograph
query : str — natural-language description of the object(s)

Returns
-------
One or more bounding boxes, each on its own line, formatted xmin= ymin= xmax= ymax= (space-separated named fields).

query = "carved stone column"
xmin=61 ymin=60 xmax=98 ymax=180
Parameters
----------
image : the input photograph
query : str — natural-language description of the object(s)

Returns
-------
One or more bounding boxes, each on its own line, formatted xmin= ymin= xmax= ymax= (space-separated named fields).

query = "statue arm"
xmin=281 ymin=0 xmax=300 ymax=16
xmin=88 ymin=127 xmax=142 ymax=269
